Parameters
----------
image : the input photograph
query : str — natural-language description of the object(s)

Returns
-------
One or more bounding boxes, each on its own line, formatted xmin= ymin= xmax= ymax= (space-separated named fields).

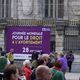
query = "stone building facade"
xmin=0 ymin=0 xmax=80 ymax=53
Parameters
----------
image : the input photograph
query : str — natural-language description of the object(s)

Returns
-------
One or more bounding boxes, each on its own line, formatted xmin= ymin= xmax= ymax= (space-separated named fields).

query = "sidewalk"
xmin=65 ymin=72 xmax=80 ymax=80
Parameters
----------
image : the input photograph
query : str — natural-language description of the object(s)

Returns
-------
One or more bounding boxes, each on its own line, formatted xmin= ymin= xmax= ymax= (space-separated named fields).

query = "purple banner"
xmin=5 ymin=26 xmax=51 ymax=54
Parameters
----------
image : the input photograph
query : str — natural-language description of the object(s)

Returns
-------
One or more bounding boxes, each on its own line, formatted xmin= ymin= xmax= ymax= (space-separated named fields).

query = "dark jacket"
xmin=66 ymin=53 xmax=74 ymax=62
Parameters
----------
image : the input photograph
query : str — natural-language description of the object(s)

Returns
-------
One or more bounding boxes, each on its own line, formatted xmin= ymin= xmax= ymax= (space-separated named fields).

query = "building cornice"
xmin=6 ymin=19 xmax=55 ymax=26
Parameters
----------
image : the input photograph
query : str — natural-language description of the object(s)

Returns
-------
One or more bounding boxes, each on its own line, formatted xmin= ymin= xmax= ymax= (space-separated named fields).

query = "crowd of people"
xmin=0 ymin=49 xmax=74 ymax=80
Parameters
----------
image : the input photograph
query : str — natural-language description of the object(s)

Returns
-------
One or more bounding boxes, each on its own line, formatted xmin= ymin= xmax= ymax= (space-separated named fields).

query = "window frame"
xmin=55 ymin=0 xmax=64 ymax=19
xmin=44 ymin=0 xmax=53 ymax=18
xmin=0 ymin=0 xmax=11 ymax=18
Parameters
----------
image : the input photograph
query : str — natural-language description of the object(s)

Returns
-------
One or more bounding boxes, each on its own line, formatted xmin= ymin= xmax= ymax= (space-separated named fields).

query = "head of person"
xmin=32 ymin=51 xmax=39 ymax=60
xmin=40 ymin=51 xmax=43 ymax=55
xmin=54 ymin=60 xmax=62 ymax=69
xmin=37 ymin=58 xmax=45 ymax=66
xmin=49 ymin=53 xmax=54 ymax=58
xmin=10 ymin=49 xmax=14 ymax=53
xmin=54 ymin=52 xmax=58 ymax=55
xmin=60 ymin=53 xmax=64 ymax=57
xmin=42 ymin=55 xmax=49 ymax=65
xmin=35 ymin=65 xmax=52 ymax=80
xmin=69 ymin=50 xmax=72 ymax=53
xmin=23 ymin=60 xmax=32 ymax=68
xmin=4 ymin=64 xmax=19 ymax=80
xmin=69 ymin=51 xmax=73 ymax=55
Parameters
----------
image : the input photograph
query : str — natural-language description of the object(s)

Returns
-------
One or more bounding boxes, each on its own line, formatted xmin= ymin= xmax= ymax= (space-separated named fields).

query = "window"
xmin=2 ymin=0 xmax=4 ymax=17
xmin=0 ymin=0 xmax=11 ymax=18
xmin=58 ymin=0 xmax=64 ymax=18
xmin=64 ymin=26 xmax=79 ymax=51
xmin=6 ymin=0 xmax=9 ymax=17
xmin=44 ymin=0 xmax=53 ymax=18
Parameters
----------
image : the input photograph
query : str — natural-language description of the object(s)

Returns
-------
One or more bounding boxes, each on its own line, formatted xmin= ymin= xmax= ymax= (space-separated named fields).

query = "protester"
xmin=58 ymin=53 xmax=68 ymax=74
xmin=4 ymin=64 xmax=19 ymax=80
xmin=22 ymin=60 xmax=32 ymax=80
xmin=0 ymin=51 xmax=7 ymax=80
xmin=30 ymin=57 xmax=45 ymax=80
xmin=66 ymin=51 xmax=74 ymax=72
xmin=48 ymin=53 xmax=55 ymax=68
xmin=54 ymin=52 xmax=59 ymax=61
xmin=31 ymin=51 xmax=38 ymax=61
xmin=31 ymin=51 xmax=39 ymax=69
xmin=35 ymin=65 xmax=52 ymax=80
xmin=7 ymin=49 xmax=14 ymax=64
xmin=51 ymin=60 xmax=65 ymax=80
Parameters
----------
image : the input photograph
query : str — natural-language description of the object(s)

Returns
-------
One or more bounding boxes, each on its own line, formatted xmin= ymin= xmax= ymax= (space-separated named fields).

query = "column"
xmin=55 ymin=30 xmax=64 ymax=53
